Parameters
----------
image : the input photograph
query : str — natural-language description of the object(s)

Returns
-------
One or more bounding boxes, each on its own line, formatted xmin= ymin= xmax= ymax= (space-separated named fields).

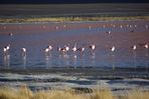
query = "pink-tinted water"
xmin=0 ymin=21 xmax=149 ymax=69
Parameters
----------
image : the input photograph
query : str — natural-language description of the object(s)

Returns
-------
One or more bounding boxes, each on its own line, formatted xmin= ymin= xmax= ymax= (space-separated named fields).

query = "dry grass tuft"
xmin=0 ymin=86 xmax=149 ymax=99
xmin=90 ymin=88 xmax=114 ymax=99
xmin=0 ymin=16 xmax=149 ymax=23
xmin=125 ymin=90 xmax=149 ymax=99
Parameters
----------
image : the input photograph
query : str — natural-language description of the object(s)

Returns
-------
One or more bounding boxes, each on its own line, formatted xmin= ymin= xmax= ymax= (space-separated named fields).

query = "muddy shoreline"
xmin=0 ymin=67 xmax=148 ymax=79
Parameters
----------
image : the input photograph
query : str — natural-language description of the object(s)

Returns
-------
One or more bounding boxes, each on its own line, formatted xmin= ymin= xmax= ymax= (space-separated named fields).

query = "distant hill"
xmin=0 ymin=0 xmax=148 ymax=4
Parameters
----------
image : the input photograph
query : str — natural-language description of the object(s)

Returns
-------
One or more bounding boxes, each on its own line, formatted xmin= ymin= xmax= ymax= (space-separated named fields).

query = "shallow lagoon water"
xmin=0 ymin=21 xmax=149 ymax=69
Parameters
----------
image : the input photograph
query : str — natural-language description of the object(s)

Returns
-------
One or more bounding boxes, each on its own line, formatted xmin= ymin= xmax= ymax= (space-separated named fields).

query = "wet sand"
xmin=0 ymin=67 xmax=149 ymax=79
xmin=0 ymin=68 xmax=149 ymax=94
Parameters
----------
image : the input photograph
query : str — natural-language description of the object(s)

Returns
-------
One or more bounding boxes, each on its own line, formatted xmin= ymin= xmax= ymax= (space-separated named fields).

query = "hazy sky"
xmin=0 ymin=0 xmax=148 ymax=4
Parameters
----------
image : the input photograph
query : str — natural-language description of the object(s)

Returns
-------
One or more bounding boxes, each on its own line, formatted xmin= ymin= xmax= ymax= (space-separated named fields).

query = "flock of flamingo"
xmin=2 ymin=42 xmax=148 ymax=57
xmin=1 ymin=23 xmax=149 ymax=69
xmin=3 ymin=43 xmax=97 ymax=57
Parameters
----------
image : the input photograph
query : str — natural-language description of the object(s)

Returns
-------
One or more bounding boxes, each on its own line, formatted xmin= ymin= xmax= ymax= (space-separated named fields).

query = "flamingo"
xmin=91 ymin=44 xmax=96 ymax=50
xmin=72 ymin=47 xmax=77 ymax=52
xmin=3 ymin=45 xmax=10 ymax=55
xmin=44 ymin=45 xmax=53 ymax=53
xmin=44 ymin=45 xmax=52 ymax=54
xmin=58 ymin=47 xmax=66 ymax=53
xmin=89 ymin=44 xmax=96 ymax=57
xmin=106 ymin=31 xmax=111 ymax=34
xmin=72 ymin=43 xmax=77 ymax=52
xmin=144 ymin=44 xmax=148 ymax=49
xmin=65 ymin=46 xmax=70 ymax=51
xmin=22 ymin=48 xmax=26 ymax=52
xmin=72 ymin=43 xmax=78 ymax=67
xmin=58 ymin=45 xmax=70 ymax=67
xmin=110 ymin=46 xmax=116 ymax=70
xmin=44 ymin=48 xmax=50 ymax=54
xmin=120 ymin=25 xmax=123 ymax=29
xmin=6 ymin=45 xmax=10 ymax=50
xmin=132 ymin=45 xmax=137 ymax=50
xmin=3 ymin=46 xmax=10 ymax=67
xmin=81 ymin=47 xmax=85 ymax=52
xmin=77 ymin=47 xmax=85 ymax=52
xmin=60 ymin=46 xmax=70 ymax=59
xmin=22 ymin=48 xmax=27 ymax=56
xmin=73 ymin=44 xmax=85 ymax=56
xmin=9 ymin=33 xmax=13 ymax=36
xmin=63 ymin=44 xmax=70 ymax=52
xmin=21 ymin=48 xmax=27 ymax=69
xmin=48 ymin=45 xmax=53 ymax=51
xmin=111 ymin=46 xmax=115 ymax=52
xmin=58 ymin=47 xmax=62 ymax=52
xmin=89 ymin=44 xmax=96 ymax=50
xmin=144 ymin=44 xmax=148 ymax=72
xmin=90 ymin=44 xmax=96 ymax=65
xmin=132 ymin=45 xmax=137 ymax=70
xmin=3 ymin=47 xmax=7 ymax=55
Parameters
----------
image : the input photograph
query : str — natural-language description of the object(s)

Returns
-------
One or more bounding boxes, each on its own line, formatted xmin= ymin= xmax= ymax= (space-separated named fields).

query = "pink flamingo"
xmin=89 ymin=44 xmax=96 ymax=55
xmin=144 ymin=44 xmax=148 ymax=49
xmin=132 ymin=45 xmax=137 ymax=50
xmin=44 ymin=45 xmax=52 ymax=56
xmin=144 ymin=44 xmax=148 ymax=72
xmin=132 ymin=45 xmax=137 ymax=70
xmin=72 ymin=43 xmax=77 ymax=52
xmin=111 ymin=46 xmax=115 ymax=52
xmin=3 ymin=45 xmax=10 ymax=55
xmin=22 ymin=48 xmax=27 ymax=56
xmin=3 ymin=47 xmax=7 ymax=55
xmin=58 ymin=46 xmax=68 ymax=53
xmin=106 ymin=31 xmax=111 ymax=34
xmin=110 ymin=46 xmax=116 ymax=70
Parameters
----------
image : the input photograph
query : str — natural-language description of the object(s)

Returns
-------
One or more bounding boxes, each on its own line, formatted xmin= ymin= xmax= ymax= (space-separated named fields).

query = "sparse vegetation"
xmin=0 ymin=85 xmax=148 ymax=99
xmin=0 ymin=16 xmax=149 ymax=23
